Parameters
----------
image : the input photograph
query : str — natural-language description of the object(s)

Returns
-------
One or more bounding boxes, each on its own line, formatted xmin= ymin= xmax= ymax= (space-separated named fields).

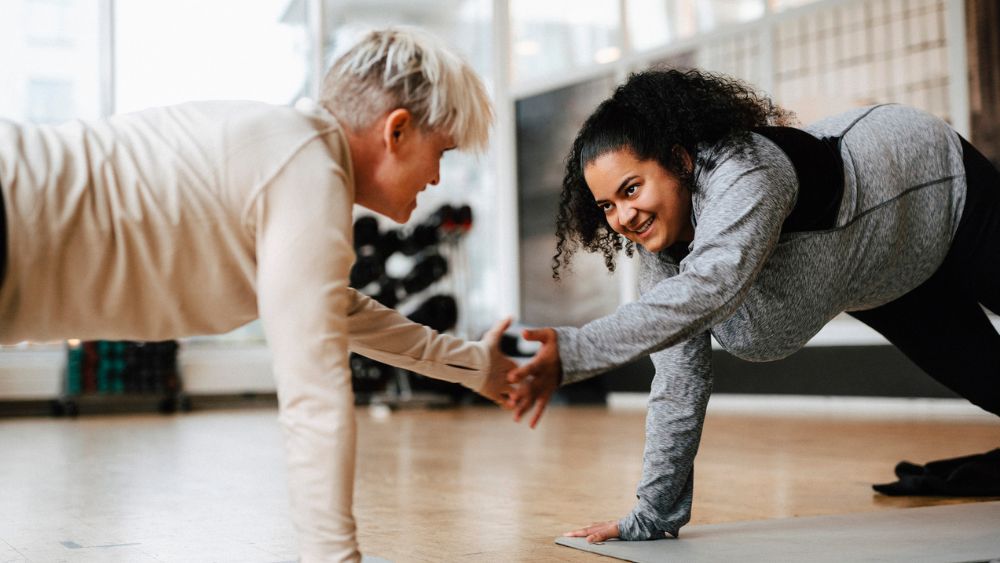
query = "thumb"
xmin=521 ymin=327 xmax=553 ymax=343
xmin=484 ymin=317 xmax=513 ymax=345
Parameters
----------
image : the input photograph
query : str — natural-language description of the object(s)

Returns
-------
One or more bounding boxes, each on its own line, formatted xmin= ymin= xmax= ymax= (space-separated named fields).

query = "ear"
xmin=382 ymin=108 xmax=412 ymax=153
xmin=673 ymin=145 xmax=694 ymax=175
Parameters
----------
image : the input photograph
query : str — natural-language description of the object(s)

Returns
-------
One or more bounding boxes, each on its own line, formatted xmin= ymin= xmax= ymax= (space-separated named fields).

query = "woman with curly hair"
xmin=507 ymin=68 xmax=1000 ymax=542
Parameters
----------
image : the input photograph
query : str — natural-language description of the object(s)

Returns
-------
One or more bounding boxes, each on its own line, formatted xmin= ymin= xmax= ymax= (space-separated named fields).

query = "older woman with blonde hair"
xmin=0 ymin=27 xmax=511 ymax=562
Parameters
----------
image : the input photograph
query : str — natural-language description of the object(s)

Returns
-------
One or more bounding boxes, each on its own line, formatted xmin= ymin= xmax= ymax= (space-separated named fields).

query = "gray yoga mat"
xmin=556 ymin=501 xmax=1000 ymax=562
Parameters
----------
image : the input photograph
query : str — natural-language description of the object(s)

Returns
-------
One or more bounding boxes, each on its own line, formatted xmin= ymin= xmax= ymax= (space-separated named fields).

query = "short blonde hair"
xmin=320 ymin=26 xmax=493 ymax=152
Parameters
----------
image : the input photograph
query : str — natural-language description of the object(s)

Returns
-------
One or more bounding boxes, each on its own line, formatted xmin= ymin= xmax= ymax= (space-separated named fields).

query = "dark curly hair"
xmin=552 ymin=68 xmax=792 ymax=280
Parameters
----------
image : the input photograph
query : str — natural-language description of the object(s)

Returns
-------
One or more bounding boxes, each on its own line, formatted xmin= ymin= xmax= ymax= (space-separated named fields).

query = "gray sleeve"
xmin=618 ymin=330 xmax=712 ymax=540
xmin=553 ymin=139 xmax=797 ymax=385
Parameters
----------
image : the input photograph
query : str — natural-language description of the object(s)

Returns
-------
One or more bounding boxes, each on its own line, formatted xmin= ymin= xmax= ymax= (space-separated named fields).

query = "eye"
xmin=598 ymin=202 xmax=613 ymax=213
xmin=624 ymin=184 xmax=639 ymax=197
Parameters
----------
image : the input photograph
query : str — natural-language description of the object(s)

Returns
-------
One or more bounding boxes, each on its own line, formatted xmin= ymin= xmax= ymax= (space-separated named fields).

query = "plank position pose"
xmin=0 ymin=27 xmax=515 ymax=562
xmin=507 ymin=68 xmax=1000 ymax=542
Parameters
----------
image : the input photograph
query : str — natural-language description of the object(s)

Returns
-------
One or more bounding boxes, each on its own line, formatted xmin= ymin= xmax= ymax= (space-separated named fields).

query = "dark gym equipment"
xmin=407 ymin=295 xmax=458 ymax=333
xmin=401 ymin=253 xmax=448 ymax=294
xmin=59 ymin=339 xmax=186 ymax=416
xmin=350 ymin=353 xmax=393 ymax=395
xmin=400 ymin=224 xmax=439 ymax=256
xmin=348 ymin=205 xmax=474 ymax=406
xmin=353 ymin=216 xmax=380 ymax=249
xmin=350 ymin=254 xmax=384 ymax=289
xmin=374 ymin=229 xmax=403 ymax=259
xmin=372 ymin=277 xmax=400 ymax=309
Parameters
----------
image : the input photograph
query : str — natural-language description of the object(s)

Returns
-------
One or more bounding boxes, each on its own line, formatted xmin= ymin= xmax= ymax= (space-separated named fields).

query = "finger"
xmin=506 ymin=364 xmax=533 ymax=384
xmin=520 ymin=328 xmax=551 ymax=343
xmin=563 ymin=525 xmax=597 ymax=537
xmin=513 ymin=394 xmax=536 ymax=422
xmin=577 ymin=522 xmax=607 ymax=535
xmin=485 ymin=317 xmax=513 ymax=343
xmin=528 ymin=393 xmax=551 ymax=429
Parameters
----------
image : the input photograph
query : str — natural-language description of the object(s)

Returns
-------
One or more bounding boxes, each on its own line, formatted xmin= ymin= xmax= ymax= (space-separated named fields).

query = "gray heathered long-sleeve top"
xmin=552 ymin=104 xmax=967 ymax=540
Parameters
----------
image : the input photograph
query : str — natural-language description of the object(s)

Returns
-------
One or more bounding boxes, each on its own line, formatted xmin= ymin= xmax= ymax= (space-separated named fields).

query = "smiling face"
xmin=380 ymin=127 xmax=455 ymax=222
xmin=584 ymin=148 xmax=695 ymax=253
xmin=352 ymin=108 xmax=457 ymax=223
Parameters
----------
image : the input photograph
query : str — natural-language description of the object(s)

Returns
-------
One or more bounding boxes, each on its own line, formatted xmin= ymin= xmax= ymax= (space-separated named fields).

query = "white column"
xmin=492 ymin=0 xmax=521 ymax=318
xmin=98 ymin=0 xmax=115 ymax=116
xmin=946 ymin=0 xmax=970 ymax=137
xmin=309 ymin=0 xmax=327 ymax=99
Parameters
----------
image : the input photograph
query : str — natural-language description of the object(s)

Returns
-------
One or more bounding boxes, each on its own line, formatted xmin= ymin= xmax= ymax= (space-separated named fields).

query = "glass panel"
xmin=695 ymin=0 xmax=766 ymax=31
xmin=115 ymin=0 xmax=309 ymax=113
xmin=695 ymin=29 xmax=764 ymax=87
xmin=516 ymin=75 xmax=622 ymax=326
xmin=772 ymin=0 xmax=951 ymax=124
xmin=317 ymin=0 xmax=499 ymax=340
xmin=627 ymin=0 xmax=765 ymax=54
xmin=0 ymin=0 xmax=101 ymax=123
xmin=115 ymin=0 xmax=308 ymax=344
xmin=769 ymin=0 xmax=822 ymax=12
xmin=511 ymin=0 xmax=623 ymax=84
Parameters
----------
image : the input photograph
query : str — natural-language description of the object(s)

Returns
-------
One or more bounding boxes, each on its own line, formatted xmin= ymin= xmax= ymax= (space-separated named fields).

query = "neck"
xmin=342 ymin=125 xmax=380 ymax=209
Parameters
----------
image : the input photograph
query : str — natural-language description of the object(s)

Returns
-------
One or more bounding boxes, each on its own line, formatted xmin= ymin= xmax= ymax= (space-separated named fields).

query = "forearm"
xmin=274 ymin=360 xmax=359 ymax=561
xmin=347 ymin=289 xmax=489 ymax=390
xmin=617 ymin=332 xmax=713 ymax=540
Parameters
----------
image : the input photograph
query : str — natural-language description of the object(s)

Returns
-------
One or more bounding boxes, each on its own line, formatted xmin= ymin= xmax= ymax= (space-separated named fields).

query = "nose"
xmin=617 ymin=203 xmax=637 ymax=230
xmin=430 ymin=162 xmax=441 ymax=186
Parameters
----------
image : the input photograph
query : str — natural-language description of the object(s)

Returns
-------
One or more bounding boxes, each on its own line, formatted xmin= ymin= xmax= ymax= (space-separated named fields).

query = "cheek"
xmin=603 ymin=212 xmax=626 ymax=234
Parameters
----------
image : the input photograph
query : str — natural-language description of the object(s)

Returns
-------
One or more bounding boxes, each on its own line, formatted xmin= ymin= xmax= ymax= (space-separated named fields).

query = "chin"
xmin=639 ymin=238 xmax=668 ymax=253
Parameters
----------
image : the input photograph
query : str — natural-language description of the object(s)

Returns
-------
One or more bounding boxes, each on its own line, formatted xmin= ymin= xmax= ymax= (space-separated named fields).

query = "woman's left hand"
xmin=505 ymin=327 xmax=562 ymax=427
xmin=563 ymin=520 xmax=620 ymax=543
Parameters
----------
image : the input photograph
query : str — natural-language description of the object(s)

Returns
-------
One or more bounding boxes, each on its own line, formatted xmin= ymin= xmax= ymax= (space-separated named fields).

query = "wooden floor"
xmin=0 ymin=405 xmax=997 ymax=562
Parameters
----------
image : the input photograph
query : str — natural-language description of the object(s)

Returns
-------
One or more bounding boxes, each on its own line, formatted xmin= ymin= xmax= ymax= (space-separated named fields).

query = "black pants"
xmin=848 ymin=138 xmax=1000 ymax=416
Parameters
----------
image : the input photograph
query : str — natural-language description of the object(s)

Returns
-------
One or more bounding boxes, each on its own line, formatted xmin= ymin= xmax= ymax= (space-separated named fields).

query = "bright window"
xmin=114 ymin=0 xmax=309 ymax=113
xmin=0 ymin=0 xmax=101 ymax=123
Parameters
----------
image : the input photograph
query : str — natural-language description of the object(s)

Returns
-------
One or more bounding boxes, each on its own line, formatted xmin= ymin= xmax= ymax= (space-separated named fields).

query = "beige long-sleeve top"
xmin=0 ymin=101 xmax=491 ymax=562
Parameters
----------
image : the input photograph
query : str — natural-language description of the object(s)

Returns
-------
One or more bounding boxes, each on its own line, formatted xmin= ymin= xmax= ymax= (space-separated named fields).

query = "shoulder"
xmin=693 ymin=134 xmax=797 ymax=199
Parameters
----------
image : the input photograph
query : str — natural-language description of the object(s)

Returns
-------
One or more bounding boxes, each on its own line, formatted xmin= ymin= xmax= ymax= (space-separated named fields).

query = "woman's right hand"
xmin=564 ymin=520 xmax=620 ymax=543
xmin=505 ymin=327 xmax=562 ymax=428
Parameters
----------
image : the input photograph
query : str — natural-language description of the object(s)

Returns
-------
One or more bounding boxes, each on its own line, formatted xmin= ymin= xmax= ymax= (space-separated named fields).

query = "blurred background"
xmin=0 ymin=0 xmax=998 ymax=414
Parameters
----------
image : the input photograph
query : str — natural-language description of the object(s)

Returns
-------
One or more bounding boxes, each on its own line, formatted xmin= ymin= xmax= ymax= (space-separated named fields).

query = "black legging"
xmin=849 ymin=138 xmax=1000 ymax=416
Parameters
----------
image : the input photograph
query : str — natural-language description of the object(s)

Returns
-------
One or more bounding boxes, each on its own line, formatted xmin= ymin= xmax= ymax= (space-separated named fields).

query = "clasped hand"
xmin=480 ymin=322 xmax=562 ymax=427
xmin=502 ymin=327 xmax=562 ymax=428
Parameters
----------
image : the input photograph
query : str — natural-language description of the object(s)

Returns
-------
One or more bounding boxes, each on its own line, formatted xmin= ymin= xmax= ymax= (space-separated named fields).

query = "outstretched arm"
xmin=345 ymin=290 xmax=516 ymax=404
xmin=549 ymin=141 xmax=797 ymax=386
xmin=559 ymin=333 xmax=713 ymax=543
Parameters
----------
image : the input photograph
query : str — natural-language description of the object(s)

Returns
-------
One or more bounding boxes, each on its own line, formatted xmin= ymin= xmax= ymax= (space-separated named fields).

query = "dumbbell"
xmin=374 ymin=229 xmax=403 ymax=259
xmin=407 ymin=294 xmax=458 ymax=333
xmin=401 ymin=253 xmax=448 ymax=294
xmin=399 ymin=224 xmax=440 ymax=256
xmin=373 ymin=277 xmax=401 ymax=309
xmin=454 ymin=204 xmax=473 ymax=233
xmin=350 ymin=254 xmax=385 ymax=289
xmin=353 ymin=216 xmax=380 ymax=250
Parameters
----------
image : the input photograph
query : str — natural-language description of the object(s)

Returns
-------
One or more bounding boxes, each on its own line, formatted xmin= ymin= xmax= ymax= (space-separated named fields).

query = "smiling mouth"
xmin=628 ymin=216 xmax=655 ymax=235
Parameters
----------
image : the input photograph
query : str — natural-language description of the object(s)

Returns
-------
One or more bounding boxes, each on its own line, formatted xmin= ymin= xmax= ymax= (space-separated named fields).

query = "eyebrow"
xmin=594 ymin=174 xmax=639 ymax=204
